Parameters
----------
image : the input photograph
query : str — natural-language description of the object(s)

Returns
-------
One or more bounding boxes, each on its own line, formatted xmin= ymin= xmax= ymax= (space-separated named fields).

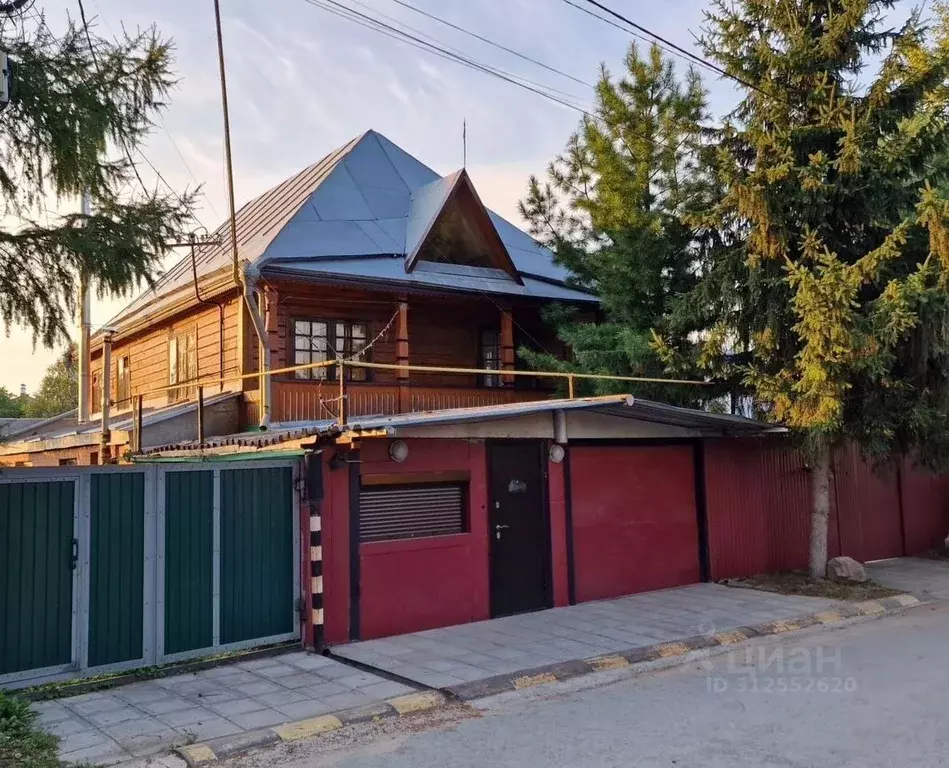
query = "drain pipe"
xmin=242 ymin=263 xmax=271 ymax=429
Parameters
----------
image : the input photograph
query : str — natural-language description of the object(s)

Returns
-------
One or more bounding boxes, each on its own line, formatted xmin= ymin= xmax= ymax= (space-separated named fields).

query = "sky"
xmin=2 ymin=0 xmax=912 ymax=394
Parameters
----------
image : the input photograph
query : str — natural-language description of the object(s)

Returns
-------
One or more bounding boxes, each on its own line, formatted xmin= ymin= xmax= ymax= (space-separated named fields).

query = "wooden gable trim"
xmin=404 ymin=170 xmax=523 ymax=284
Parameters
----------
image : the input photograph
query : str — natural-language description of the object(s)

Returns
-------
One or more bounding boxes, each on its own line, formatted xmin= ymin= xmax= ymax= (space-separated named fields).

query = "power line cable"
xmin=302 ymin=0 xmax=594 ymax=115
xmin=343 ymin=0 xmax=585 ymax=101
xmin=76 ymin=0 xmax=156 ymax=197
xmin=89 ymin=0 xmax=221 ymax=220
xmin=566 ymin=0 xmax=777 ymax=100
xmin=380 ymin=0 xmax=593 ymax=89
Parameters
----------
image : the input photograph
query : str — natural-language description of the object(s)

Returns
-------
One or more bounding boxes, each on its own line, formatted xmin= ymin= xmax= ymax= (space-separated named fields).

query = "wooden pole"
xmin=500 ymin=308 xmax=515 ymax=387
xmin=135 ymin=394 xmax=143 ymax=453
xmin=337 ymin=360 xmax=346 ymax=427
xmin=396 ymin=301 xmax=410 ymax=413
xmin=197 ymin=386 xmax=205 ymax=444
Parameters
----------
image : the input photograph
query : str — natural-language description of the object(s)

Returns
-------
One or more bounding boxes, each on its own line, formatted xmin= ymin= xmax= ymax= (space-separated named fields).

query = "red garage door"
xmin=570 ymin=445 xmax=700 ymax=603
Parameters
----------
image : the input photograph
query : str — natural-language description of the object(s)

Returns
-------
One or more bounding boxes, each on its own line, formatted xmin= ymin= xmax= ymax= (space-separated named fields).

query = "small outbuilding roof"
xmin=136 ymin=395 xmax=781 ymax=459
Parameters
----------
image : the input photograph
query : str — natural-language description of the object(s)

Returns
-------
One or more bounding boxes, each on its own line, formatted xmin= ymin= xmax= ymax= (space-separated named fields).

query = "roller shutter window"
xmin=359 ymin=484 xmax=466 ymax=543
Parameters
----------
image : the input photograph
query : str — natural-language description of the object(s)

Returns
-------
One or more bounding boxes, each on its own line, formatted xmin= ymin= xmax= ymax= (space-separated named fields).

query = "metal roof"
xmin=137 ymin=395 xmax=779 ymax=457
xmin=0 ymin=393 xmax=240 ymax=451
xmin=109 ymin=130 xmax=595 ymax=330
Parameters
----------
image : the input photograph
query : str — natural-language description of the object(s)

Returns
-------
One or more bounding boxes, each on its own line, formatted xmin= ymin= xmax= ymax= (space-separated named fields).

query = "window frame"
xmin=479 ymin=327 xmax=501 ymax=388
xmin=168 ymin=327 xmax=198 ymax=403
xmin=291 ymin=317 xmax=372 ymax=382
xmin=116 ymin=355 xmax=131 ymax=408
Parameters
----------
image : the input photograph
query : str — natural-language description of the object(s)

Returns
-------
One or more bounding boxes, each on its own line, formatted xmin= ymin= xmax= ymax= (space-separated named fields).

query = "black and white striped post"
xmin=304 ymin=451 xmax=325 ymax=650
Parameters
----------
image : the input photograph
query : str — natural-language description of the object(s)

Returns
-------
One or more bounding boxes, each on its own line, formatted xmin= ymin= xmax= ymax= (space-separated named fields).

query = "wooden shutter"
xmin=359 ymin=484 xmax=465 ymax=543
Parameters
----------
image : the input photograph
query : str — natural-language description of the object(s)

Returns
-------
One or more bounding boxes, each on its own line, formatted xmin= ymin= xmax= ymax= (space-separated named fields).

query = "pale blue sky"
xmin=0 ymin=0 xmax=914 ymax=393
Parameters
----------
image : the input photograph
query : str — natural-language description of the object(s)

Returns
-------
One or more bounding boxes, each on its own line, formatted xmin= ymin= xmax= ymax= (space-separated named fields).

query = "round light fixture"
xmin=389 ymin=439 xmax=409 ymax=463
xmin=548 ymin=444 xmax=566 ymax=464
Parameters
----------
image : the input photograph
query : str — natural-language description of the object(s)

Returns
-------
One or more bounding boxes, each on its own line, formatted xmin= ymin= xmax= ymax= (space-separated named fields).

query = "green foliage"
xmin=0 ymin=691 xmax=58 ymax=768
xmin=0 ymin=15 xmax=196 ymax=347
xmin=24 ymin=347 xmax=77 ymax=417
xmin=0 ymin=387 xmax=23 ymax=418
xmin=519 ymin=44 xmax=725 ymax=405
xmin=655 ymin=0 xmax=949 ymax=467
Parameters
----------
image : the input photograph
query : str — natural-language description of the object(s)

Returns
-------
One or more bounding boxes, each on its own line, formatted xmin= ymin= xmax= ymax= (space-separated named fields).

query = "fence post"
xmin=568 ymin=375 xmax=575 ymax=400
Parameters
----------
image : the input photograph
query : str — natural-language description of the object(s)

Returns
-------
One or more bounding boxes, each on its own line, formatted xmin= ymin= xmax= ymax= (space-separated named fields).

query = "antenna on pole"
xmin=463 ymin=118 xmax=466 ymax=168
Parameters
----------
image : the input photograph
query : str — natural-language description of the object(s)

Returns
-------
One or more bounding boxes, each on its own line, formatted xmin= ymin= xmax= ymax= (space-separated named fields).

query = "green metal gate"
xmin=0 ymin=460 xmax=299 ymax=689
xmin=87 ymin=473 xmax=147 ymax=668
xmin=220 ymin=467 xmax=294 ymax=644
xmin=0 ymin=479 xmax=76 ymax=678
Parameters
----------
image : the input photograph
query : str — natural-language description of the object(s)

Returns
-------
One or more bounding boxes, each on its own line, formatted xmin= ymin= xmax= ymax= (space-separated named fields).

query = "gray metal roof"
xmin=110 ymin=130 xmax=595 ymax=329
xmin=0 ymin=393 xmax=239 ymax=450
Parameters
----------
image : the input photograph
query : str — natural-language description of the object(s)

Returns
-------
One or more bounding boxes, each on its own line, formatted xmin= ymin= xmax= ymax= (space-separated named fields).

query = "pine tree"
xmin=0 ymin=12 xmax=195 ymax=347
xmin=518 ymin=44 xmax=725 ymax=405
xmin=673 ymin=0 xmax=949 ymax=576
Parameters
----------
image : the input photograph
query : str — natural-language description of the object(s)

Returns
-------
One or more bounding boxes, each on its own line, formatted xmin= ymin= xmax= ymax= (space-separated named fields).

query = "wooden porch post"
xmin=500 ymin=308 xmax=515 ymax=387
xmin=264 ymin=285 xmax=280 ymax=419
xmin=396 ymin=301 xmax=410 ymax=413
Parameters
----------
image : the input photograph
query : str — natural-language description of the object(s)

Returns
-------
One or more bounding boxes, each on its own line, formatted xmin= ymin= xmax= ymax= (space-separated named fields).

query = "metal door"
xmin=488 ymin=442 xmax=550 ymax=617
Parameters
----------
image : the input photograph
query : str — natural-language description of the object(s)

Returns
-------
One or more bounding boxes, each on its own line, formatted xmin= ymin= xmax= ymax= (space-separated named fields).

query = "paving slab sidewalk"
xmin=32 ymin=651 xmax=412 ymax=766
xmin=868 ymin=556 xmax=949 ymax=600
xmin=332 ymin=583 xmax=842 ymax=689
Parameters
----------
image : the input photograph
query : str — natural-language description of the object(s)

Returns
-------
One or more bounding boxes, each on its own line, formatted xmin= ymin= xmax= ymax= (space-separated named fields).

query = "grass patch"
xmin=0 ymin=690 xmax=58 ymax=768
xmin=724 ymin=571 xmax=905 ymax=601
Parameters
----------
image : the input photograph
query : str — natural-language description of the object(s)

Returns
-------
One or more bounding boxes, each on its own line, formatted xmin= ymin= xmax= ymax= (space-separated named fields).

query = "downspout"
xmin=242 ymin=263 xmax=271 ymax=429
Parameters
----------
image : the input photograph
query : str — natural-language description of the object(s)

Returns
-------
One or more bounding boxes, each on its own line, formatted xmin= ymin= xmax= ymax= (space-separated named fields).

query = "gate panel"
xmin=0 ymin=481 xmax=75 ymax=675
xmin=163 ymin=471 xmax=214 ymax=655
xmin=220 ymin=467 xmax=294 ymax=644
xmin=88 ymin=473 xmax=145 ymax=667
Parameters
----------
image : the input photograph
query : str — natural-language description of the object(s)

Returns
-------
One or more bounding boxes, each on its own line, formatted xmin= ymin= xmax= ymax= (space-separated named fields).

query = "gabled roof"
xmin=110 ymin=130 xmax=595 ymax=330
xmin=404 ymin=169 xmax=522 ymax=282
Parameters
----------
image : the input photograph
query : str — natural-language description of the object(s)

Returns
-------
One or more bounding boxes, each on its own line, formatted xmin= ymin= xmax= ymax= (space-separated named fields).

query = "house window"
xmin=58 ymin=458 xmax=77 ymax=466
xmin=293 ymin=319 xmax=370 ymax=382
xmin=91 ymin=371 xmax=102 ymax=413
xmin=359 ymin=484 xmax=467 ymax=543
xmin=116 ymin=355 xmax=131 ymax=407
xmin=480 ymin=329 xmax=501 ymax=388
xmin=169 ymin=331 xmax=197 ymax=402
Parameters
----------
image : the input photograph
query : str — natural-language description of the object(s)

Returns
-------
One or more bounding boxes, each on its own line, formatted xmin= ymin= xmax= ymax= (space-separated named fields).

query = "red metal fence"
xmin=704 ymin=438 xmax=949 ymax=580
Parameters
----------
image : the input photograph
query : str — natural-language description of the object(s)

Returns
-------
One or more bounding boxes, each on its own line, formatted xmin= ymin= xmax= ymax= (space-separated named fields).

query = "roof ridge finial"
xmin=462 ymin=118 xmax=466 ymax=169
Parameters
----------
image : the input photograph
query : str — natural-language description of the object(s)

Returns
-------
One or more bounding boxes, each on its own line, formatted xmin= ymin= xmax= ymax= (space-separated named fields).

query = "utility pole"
xmin=213 ymin=0 xmax=241 ymax=287
xmin=77 ymin=190 xmax=92 ymax=423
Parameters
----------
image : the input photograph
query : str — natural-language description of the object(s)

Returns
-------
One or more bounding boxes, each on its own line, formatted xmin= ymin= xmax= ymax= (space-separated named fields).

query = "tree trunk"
xmin=809 ymin=443 xmax=832 ymax=579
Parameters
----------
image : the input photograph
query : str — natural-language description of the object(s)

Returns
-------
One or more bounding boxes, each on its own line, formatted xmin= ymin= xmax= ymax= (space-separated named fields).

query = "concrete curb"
xmin=175 ymin=594 xmax=921 ymax=764
xmin=443 ymin=594 xmax=923 ymax=701
xmin=175 ymin=691 xmax=447 ymax=766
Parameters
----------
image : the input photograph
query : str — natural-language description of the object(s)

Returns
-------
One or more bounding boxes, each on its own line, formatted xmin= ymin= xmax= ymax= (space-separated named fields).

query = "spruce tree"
xmin=0 ymin=11 xmax=195 ymax=346
xmin=519 ymin=44 xmax=725 ymax=405
xmin=674 ymin=0 xmax=949 ymax=576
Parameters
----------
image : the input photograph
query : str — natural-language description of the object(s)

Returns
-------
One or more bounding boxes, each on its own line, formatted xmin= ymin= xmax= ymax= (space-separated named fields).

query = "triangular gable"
xmin=404 ymin=169 xmax=522 ymax=283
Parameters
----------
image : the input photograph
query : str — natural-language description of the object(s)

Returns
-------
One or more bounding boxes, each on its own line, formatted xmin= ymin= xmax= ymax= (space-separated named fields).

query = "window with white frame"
xmin=293 ymin=319 xmax=370 ymax=381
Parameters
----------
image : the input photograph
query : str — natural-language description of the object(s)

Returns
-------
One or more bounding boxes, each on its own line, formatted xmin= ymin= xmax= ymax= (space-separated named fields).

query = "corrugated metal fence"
xmin=0 ymin=461 xmax=299 ymax=689
xmin=705 ymin=438 xmax=949 ymax=579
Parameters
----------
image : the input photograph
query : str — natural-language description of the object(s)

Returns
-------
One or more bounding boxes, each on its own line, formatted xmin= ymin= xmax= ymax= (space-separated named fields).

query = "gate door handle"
xmin=71 ymin=538 xmax=79 ymax=571
xmin=494 ymin=524 xmax=510 ymax=540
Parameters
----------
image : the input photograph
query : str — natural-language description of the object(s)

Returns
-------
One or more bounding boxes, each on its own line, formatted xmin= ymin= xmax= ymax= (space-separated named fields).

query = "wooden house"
xmin=0 ymin=130 xmax=596 ymax=465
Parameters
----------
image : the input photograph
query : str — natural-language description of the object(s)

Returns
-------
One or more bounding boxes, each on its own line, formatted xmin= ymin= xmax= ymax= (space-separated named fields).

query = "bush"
xmin=0 ymin=691 xmax=58 ymax=768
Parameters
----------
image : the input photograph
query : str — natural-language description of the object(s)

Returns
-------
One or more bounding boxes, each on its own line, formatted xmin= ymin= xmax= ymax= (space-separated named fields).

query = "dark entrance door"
xmin=488 ymin=442 xmax=549 ymax=617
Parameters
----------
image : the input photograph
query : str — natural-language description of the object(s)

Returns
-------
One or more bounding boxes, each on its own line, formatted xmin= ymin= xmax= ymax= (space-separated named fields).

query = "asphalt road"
xmin=225 ymin=603 xmax=949 ymax=768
